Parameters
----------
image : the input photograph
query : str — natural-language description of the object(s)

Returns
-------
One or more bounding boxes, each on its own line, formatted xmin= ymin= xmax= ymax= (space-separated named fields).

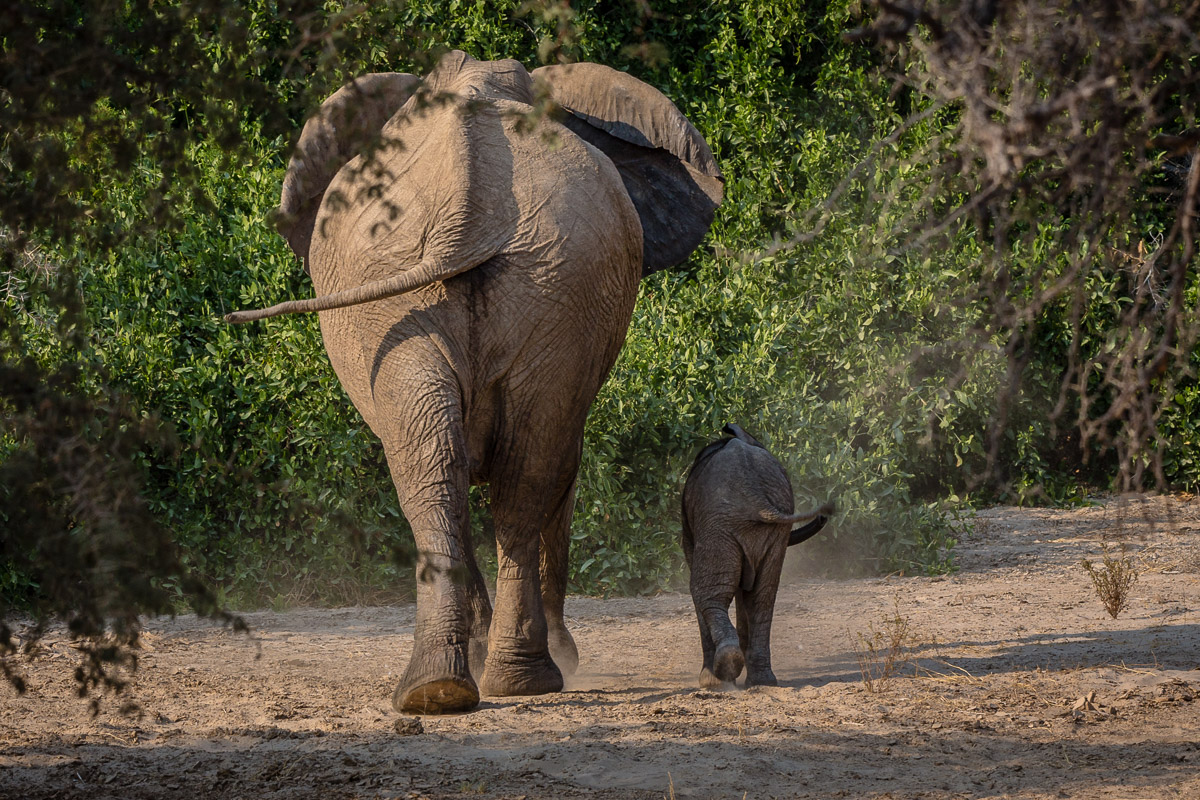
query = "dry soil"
xmin=2 ymin=496 xmax=1198 ymax=799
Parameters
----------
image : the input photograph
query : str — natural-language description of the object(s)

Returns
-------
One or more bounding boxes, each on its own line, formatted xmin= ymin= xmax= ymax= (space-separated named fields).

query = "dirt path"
xmin=2 ymin=497 xmax=1198 ymax=799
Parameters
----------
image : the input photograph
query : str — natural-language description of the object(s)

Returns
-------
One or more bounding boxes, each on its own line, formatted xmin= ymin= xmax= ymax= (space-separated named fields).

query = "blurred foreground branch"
xmin=834 ymin=0 xmax=1200 ymax=493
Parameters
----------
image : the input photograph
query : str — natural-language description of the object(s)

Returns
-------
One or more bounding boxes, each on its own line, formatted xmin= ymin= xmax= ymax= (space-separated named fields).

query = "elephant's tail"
xmin=787 ymin=514 xmax=830 ymax=547
xmin=755 ymin=502 xmax=835 ymax=546
xmin=224 ymin=257 xmax=472 ymax=324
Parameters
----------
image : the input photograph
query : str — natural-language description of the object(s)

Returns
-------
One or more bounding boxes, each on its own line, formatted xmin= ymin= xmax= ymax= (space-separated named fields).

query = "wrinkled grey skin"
xmin=682 ymin=424 xmax=834 ymax=688
xmin=225 ymin=52 xmax=722 ymax=714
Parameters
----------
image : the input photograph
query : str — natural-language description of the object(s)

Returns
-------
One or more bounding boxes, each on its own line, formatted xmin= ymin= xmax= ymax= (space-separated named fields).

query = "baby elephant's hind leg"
xmin=735 ymin=588 xmax=750 ymax=655
xmin=691 ymin=575 xmax=744 ymax=687
xmin=740 ymin=585 xmax=780 ymax=687
xmin=695 ymin=604 xmax=724 ymax=689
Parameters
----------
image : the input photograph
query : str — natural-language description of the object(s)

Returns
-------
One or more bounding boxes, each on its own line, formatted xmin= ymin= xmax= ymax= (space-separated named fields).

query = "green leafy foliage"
xmin=36 ymin=135 xmax=417 ymax=606
xmin=5 ymin=0 xmax=1198 ymax=621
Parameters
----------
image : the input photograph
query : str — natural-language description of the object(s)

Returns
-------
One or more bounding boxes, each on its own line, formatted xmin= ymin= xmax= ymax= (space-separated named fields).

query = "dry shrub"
xmin=1182 ymin=545 xmax=1200 ymax=575
xmin=1081 ymin=543 xmax=1140 ymax=618
xmin=851 ymin=600 xmax=916 ymax=692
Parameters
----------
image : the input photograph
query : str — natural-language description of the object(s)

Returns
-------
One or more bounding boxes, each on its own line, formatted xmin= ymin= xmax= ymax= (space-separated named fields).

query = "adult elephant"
xmin=226 ymin=51 xmax=722 ymax=714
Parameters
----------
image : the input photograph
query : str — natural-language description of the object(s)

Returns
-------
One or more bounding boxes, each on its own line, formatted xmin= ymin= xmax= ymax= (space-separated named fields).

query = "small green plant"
xmin=851 ymin=599 xmax=916 ymax=693
xmin=1081 ymin=543 xmax=1140 ymax=618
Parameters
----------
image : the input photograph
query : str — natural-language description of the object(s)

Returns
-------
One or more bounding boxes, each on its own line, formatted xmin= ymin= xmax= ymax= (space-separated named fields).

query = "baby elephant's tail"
xmin=755 ymin=502 xmax=836 ymax=546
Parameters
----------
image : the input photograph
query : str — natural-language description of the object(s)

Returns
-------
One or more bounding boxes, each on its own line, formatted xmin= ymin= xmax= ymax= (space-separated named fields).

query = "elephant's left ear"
xmin=531 ymin=63 xmax=724 ymax=276
xmin=279 ymin=72 xmax=421 ymax=272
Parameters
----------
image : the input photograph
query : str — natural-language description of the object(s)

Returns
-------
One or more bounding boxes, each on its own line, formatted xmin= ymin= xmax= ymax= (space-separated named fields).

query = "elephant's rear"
xmin=306 ymin=93 xmax=642 ymax=446
xmin=413 ymin=98 xmax=642 ymax=488
xmin=686 ymin=438 xmax=795 ymax=530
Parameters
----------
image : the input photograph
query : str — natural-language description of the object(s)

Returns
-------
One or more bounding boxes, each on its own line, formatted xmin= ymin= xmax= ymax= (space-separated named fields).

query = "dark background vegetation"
xmin=2 ymin=0 xmax=1197 ymax=693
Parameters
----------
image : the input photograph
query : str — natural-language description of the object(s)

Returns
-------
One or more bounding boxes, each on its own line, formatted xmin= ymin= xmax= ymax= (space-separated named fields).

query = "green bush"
xmin=7 ymin=0 xmax=1196 ymax=610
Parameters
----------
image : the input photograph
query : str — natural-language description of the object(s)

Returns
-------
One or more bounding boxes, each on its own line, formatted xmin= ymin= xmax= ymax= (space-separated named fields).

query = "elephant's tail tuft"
xmin=787 ymin=511 xmax=832 ymax=547
xmin=756 ymin=501 xmax=834 ymax=526
xmin=754 ymin=502 xmax=835 ymax=547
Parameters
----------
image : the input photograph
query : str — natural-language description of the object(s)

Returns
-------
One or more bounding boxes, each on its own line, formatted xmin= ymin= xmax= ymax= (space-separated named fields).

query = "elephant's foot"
xmin=393 ymin=675 xmax=479 ymax=715
xmin=393 ymin=647 xmax=479 ymax=715
xmin=698 ymin=666 xmax=728 ymax=689
xmin=745 ymin=667 xmax=778 ymax=688
xmin=467 ymin=580 xmax=493 ymax=681
xmin=468 ymin=634 xmax=489 ymax=681
xmin=713 ymin=643 xmax=745 ymax=684
xmin=479 ymin=651 xmax=564 ymax=697
xmin=547 ymin=624 xmax=579 ymax=676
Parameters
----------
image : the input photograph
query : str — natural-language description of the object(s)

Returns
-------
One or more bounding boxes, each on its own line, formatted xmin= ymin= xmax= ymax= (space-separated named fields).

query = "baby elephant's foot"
xmin=745 ymin=667 xmax=778 ymax=688
xmin=713 ymin=643 xmax=745 ymax=684
xmin=698 ymin=666 xmax=726 ymax=689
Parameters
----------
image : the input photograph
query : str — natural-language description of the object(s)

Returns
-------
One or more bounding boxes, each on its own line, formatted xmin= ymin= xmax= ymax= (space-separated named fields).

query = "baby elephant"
xmin=682 ymin=423 xmax=834 ymax=688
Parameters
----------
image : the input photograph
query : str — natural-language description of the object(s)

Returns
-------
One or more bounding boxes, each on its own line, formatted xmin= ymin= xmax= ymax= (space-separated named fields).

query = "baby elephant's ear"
xmin=531 ymin=63 xmax=724 ymax=276
xmin=278 ymin=73 xmax=421 ymax=270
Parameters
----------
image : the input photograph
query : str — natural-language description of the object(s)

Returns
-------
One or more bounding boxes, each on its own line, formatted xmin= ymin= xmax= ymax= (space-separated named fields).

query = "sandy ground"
xmin=1 ymin=496 xmax=1198 ymax=799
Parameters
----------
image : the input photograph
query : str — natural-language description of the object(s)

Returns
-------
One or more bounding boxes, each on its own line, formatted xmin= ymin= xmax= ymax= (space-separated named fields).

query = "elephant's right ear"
xmin=277 ymin=73 xmax=421 ymax=271
xmin=531 ymin=63 xmax=724 ymax=276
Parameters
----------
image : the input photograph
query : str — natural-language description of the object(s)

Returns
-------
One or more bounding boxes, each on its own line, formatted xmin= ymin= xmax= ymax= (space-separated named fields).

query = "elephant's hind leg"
xmin=478 ymin=464 xmax=575 ymax=698
xmin=387 ymin=450 xmax=479 ymax=714
xmin=695 ymin=605 xmax=723 ymax=690
xmin=464 ymin=544 xmax=493 ymax=681
xmin=540 ymin=476 xmax=580 ymax=676
xmin=741 ymin=581 xmax=780 ymax=687
xmin=375 ymin=348 xmax=480 ymax=714
xmin=388 ymin=500 xmax=480 ymax=713
xmin=690 ymin=544 xmax=744 ymax=688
